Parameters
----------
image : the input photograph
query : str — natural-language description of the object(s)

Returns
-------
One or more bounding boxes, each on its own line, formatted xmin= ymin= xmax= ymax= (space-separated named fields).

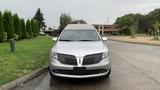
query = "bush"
xmin=13 ymin=34 xmax=19 ymax=40
xmin=0 ymin=32 xmax=7 ymax=42
xmin=0 ymin=10 xmax=43 ymax=41
xmin=0 ymin=11 xmax=7 ymax=42
xmin=31 ymin=19 xmax=37 ymax=37
xmin=111 ymin=32 xmax=120 ymax=35
xmin=153 ymin=36 xmax=160 ymax=40
xmin=21 ymin=19 xmax=28 ymax=39
xmin=13 ymin=14 xmax=22 ymax=39
xmin=26 ymin=20 xmax=33 ymax=38
xmin=3 ymin=11 xmax=15 ymax=39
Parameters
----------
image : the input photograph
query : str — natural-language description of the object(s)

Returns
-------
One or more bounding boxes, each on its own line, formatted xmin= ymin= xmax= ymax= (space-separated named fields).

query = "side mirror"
xmin=52 ymin=37 xmax=57 ymax=41
xmin=102 ymin=37 xmax=108 ymax=41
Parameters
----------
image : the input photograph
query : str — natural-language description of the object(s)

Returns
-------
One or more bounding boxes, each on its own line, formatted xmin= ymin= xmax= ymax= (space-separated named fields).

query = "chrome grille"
xmin=83 ymin=53 xmax=102 ymax=65
xmin=57 ymin=53 xmax=77 ymax=65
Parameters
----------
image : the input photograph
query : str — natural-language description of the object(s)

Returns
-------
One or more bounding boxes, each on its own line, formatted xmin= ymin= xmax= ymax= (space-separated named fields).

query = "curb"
xmin=0 ymin=66 xmax=48 ymax=90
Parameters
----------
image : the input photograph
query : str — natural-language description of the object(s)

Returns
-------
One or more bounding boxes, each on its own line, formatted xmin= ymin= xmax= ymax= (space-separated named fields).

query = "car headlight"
xmin=51 ymin=52 xmax=58 ymax=59
xmin=102 ymin=51 xmax=109 ymax=59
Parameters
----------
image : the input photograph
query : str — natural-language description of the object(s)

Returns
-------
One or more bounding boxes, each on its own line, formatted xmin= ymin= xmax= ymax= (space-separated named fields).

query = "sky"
xmin=0 ymin=0 xmax=160 ymax=28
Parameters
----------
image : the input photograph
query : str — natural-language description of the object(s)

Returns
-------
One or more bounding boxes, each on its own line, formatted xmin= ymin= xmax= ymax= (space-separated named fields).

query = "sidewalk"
xmin=108 ymin=36 xmax=160 ymax=46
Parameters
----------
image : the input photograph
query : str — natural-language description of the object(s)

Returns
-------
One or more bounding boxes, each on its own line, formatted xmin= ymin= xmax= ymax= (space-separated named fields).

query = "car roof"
xmin=64 ymin=24 xmax=95 ymax=30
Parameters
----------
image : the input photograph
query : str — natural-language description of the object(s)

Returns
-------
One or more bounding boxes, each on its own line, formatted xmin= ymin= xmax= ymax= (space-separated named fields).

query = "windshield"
xmin=59 ymin=30 xmax=101 ymax=41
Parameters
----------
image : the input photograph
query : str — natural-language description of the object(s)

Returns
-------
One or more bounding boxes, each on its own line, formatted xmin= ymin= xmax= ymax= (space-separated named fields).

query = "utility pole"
xmin=107 ymin=17 xmax=109 ymax=25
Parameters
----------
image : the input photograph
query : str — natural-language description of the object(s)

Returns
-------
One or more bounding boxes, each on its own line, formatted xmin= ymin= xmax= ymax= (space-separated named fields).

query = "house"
xmin=92 ymin=24 xmax=119 ymax=35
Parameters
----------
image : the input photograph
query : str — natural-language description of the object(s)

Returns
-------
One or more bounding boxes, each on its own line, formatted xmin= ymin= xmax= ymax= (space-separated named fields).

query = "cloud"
xmin=0 ymin=0 xmax=160 ymax=28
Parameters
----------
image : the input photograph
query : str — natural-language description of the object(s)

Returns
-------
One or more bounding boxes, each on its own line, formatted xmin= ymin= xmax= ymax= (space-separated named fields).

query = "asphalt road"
xmin=13 ymin=41 xmax=160 ymax=90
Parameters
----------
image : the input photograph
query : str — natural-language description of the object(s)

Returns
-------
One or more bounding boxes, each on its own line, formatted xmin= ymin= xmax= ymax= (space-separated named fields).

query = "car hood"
xmin=51 ymin=41 xmax=108 ymax=57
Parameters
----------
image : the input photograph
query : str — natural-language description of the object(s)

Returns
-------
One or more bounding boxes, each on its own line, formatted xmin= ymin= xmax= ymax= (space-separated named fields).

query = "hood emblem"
xmin=77 ymin=58 xmax=83 ymax=66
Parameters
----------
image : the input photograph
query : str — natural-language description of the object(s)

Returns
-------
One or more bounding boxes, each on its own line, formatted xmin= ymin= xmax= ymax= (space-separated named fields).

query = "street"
xmin=13 ymin=41 xmax=160 ymax=90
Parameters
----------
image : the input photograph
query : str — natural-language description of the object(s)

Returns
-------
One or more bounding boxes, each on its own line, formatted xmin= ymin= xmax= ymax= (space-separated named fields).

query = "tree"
xmin=153 ymin=21 xmax=160 ymax=36
xmin=3 ymin=11 xmax=15 ymax=39
xmin=71 ymin=19 xmax=87 ymax=24
xmin=153 ymin=21 xmax=160 ymax=30
xmin=116 ymin=15 xmax=135 ymax=35
xmin=147 ymin=9 xmax=160 ymax=25
xmin=130 ymin=21 xmax=139 ymax=38
xmin=21 ymin=19 xmax=28 ymax=38
xmin=58 ymin=13 xmax=72 ymax=32
xmin=33 ymin=8 xmax=46 ymax=30
xmin=26 ymin=19 xmax=32 ymax=38
xmin=127 ymin=14 xmax=146 ymax=33
xmin=34 ymin=20 xmax=40 ymax=34
xmin=0 ymin=11 xmax=7 ymax=42
xmin=31 ymin=19 xmax=39 ymax=37
xmin=13 ymin=14 xmax=22 ymax=39
xmin=31 ymin=19 xmax=36 ymax=37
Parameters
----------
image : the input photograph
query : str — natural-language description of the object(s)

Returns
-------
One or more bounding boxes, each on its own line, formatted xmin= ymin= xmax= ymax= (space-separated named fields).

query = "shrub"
xmin=13 ymin=34 xmax=19 ymax=40
xmin=111 ymin=32 xmax=120 ymax=35
xmin=0 ymin=11 xmax=7 ymax=42
xmin=13 ymin=14 xmax=22 ymax=39
xmin=35 ymin=21 xmax=40 ymax=34
xmin=3 ymin=11 xmax=15 ymax=39
xmin=21 ymin=19 xmax=28 ymax=39
xmin=0 ymin=32 xmax=7 ymax=42
xmin=153 ymin=36 xmax=159 ymax=40
xmin=26 ymin=19 xmax=33 ymax=38
xmin=31 ymin=19 xmax=37 ymax=37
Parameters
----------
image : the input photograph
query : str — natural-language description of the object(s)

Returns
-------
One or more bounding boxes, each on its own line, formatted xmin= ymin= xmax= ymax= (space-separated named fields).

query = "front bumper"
xmin=49 ymin=57 xmax=110 ymax=78
xmin=49 ymin=68 xmax=110 ymax=78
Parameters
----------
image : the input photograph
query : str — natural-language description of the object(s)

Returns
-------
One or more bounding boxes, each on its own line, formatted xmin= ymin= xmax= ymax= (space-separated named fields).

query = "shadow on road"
xmin=49 ymin=76 xmax=111 ymax=88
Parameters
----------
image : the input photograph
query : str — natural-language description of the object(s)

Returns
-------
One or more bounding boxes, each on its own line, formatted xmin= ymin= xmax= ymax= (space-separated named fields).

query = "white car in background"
xmin=49 ymin=24 xmax=111 ymax=78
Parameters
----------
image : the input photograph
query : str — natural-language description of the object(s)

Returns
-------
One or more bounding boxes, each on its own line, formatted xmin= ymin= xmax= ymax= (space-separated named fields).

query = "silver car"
xmin=49 ymin=24 xmax=111 ymax=78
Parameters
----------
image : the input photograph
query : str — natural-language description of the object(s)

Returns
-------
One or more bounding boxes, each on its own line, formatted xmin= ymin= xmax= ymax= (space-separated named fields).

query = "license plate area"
xmin=73 ymin=67 xmax=86 ymax=72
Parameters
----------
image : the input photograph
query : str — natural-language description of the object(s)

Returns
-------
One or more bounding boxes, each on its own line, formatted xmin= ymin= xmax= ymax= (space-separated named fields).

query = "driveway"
xmin=14 ymin=41 xmax=160 ymax=90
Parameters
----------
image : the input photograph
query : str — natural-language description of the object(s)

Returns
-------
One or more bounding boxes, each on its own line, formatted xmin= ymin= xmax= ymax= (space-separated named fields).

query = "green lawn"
xmin=0 ymin=36 xmax=54 ymax=85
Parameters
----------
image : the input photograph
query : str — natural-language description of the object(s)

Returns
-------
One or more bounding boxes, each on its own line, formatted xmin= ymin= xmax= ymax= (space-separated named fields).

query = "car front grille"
xmin=83 ymin=53 xmax=102 ymax=65
xmin=57 ymin=53 xmax=77 ymax=65
xmin=57 ymin=53 xmax=102 ymax=65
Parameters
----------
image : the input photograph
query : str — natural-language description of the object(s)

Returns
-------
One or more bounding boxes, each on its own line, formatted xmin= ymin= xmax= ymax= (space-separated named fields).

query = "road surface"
xmin=13 ymin=41 xmax=160 ymax=90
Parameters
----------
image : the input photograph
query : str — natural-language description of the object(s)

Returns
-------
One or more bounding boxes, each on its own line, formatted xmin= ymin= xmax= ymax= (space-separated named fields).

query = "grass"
xmin=0 ymin=36 xmax=54 ymax=85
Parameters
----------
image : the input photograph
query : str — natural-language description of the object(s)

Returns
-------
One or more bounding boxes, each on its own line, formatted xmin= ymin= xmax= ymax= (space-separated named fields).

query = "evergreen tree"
xmin=35 ymin=20 xmax=40 ymax=34
xmin=31 ymin=19 xmax=37 ymax=37
xmin=33 ymin=8 xmax=46 ymax=30
xmin=21 ymin=19 xmax=28 ymax=38
xmin=13 ymin=14 xmax=22 ymax=39
xmin=26 ymin=19 xmax=32 ymax=38
xmin=3 ymin=11 xmax=15 ymax=39
xmin=0 ymin=11 xmax=7 ymax=42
